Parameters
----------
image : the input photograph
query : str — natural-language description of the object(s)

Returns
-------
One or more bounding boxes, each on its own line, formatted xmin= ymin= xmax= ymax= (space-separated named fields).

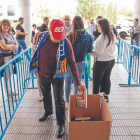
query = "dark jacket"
xmin=112 ymin=27 xmax=118 ymax=36
xmin=67 ymin=30 xmax=93 ymax=62
xmin=93 ymin=29 xmax=101 ymax=41
xmin=39 ymin=24 xmax=48 ymax=32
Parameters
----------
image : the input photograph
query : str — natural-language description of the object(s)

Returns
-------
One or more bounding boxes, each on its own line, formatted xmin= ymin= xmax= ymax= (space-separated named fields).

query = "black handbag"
xmin=0 ymin=52 xmax=17 ymax=77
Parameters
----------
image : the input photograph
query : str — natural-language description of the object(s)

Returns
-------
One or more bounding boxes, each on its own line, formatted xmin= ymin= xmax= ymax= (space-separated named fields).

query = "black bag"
xmin=0 ymin=52 xmax=17 ymax=77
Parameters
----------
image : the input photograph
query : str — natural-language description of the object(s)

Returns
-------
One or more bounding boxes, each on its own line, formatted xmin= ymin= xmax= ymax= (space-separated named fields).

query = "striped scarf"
xmin=29 ymin=31 xmax=69 ymax=79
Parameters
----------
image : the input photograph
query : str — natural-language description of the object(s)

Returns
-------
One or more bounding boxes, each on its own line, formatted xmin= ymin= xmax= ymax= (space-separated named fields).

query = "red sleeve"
xmin=66 ymin=38 xmax=81 ymax=86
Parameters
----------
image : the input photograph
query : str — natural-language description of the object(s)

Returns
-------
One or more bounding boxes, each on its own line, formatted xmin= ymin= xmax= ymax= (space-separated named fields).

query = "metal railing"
xmin=116 ymin=38 xmax=140 ymax=86
xmin=0 ymin=48 xmax=33 ymax=139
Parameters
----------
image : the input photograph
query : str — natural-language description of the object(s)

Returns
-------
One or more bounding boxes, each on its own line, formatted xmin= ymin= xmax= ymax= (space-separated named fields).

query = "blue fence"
xmin=116 ymin=38 xmax=140 ymax=86
xmin=0 ymin=48 xmax=33 ymax=139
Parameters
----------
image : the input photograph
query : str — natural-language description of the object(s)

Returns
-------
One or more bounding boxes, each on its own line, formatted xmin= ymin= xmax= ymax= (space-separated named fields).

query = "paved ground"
xmin=1 ymin=62 xmax=140 ymax=140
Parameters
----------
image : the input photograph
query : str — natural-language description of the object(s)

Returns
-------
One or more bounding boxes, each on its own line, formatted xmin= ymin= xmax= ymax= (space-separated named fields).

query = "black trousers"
xmin=93 ymin=59 xmax=115 ymax=95
xmin=39 ymin=75 xmax=65 ymax=126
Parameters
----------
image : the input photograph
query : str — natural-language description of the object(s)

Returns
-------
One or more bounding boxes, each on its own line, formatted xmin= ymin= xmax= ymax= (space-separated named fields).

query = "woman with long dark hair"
xmin=91 ymin=18 xmax=115 ymax=102
xmin=65 ymin=16 xmax=93 ymax=107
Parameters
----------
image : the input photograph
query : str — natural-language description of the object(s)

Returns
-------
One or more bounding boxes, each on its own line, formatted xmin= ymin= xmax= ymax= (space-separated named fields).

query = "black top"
xmin=11 ymin=27 xmax=16 ymax=35
xmin=16 ymin=24 xmax=25 ymax=40
xmin=31 ymin=30 xmax=35 ymax=43
xmin=93 ymin=28 xmax=101 ymax=41
xmin=39 ymin=24 xmax=48 ymax=32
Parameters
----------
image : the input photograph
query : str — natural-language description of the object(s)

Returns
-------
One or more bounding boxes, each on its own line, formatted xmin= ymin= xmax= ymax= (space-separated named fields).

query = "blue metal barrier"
xmin=116 ymin=38 xmax=140 ymax=86
xmin=84 ymin=54 xmax=89 ymax=94
xmin=0 ymin=48 xmax=33 ymax=139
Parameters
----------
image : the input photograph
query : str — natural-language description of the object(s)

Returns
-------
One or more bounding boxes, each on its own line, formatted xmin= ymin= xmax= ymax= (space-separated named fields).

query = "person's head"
xmin=18 ymin=17 xmax=24 ymax=25
xmin=133 ymin=18 xmax=138 ymax=26
xmin=63 ymin=15 xmax=71 ymax=27
xmin=96 ymin=15 xmax=103 ymax=23
xmin=48 ymin=19 xmax=65 ymax=43
xmin=43 ymin=17 xmax=49 ymax=25
xmin=37 ymin=26 xmax=40 ymax=32
xmin=32 ymin=24 xmax=37 ymax=30
xmin=110 ymin=24 xmax=114 ymax=30
xmin=97 ymin=18 xmax=114 ymax=46
xmin=90 ymin=18 xmax=94 ymax=24
xmin=0 ymin=19 xmax=11 ymax=34
xmin=70 ymin=16 xmax=84 ymax=45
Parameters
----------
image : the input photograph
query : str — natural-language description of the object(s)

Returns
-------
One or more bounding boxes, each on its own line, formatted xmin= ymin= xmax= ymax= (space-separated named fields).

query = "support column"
xmin=133 ymin=0 xmax=140 ymax=46
xmin=17 ymin=0 xmax=32 ymax=47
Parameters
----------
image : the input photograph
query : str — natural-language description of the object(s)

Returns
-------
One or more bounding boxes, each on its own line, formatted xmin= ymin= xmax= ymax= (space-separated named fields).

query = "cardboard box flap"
xmin=70 ymin=94 xmax=100 ymax=109
xmin=101 ymin=97 xmax=113 ymax=131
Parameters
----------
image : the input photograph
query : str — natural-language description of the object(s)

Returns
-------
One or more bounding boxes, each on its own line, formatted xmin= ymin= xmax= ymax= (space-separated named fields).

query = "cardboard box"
xmin=68 ymin=94 xmax=112 ymax=140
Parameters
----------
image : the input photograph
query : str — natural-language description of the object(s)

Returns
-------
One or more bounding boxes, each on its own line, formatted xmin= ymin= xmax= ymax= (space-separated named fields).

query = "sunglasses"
xmin=2 ymin=24 xmax=10 ymax=27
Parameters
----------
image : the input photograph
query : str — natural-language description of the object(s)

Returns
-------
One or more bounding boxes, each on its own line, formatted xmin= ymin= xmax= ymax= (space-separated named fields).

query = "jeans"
xmin=39 ymin=75 xmax=65 ymax=126
xmin=3 ymin=55 xmax=12 ymax=94
xmin=37 ymin=75 xmax=42 ymax=95
xmin=93 ymin=59 xmax=115 ymax=95
xmin=16 ymin=40 xmax=30 ymax=61
xmin=65 ymin=62 xmax=85 ymax=102
xmin=133 ymin=40 xmax=139 ymax=56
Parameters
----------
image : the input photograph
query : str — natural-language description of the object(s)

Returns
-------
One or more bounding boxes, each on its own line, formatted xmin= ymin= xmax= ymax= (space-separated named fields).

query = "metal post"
xmin=17 ymin=0 xmax=32 ymax=47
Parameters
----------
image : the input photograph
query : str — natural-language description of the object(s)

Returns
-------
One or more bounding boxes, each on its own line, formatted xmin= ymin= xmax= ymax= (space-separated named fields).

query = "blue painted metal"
xmin=84 ymin=54 xmax=89 ymax=94
xmin=0 ymin=47 xmax=34 ymax=139
xmin=117 ymin=38 xmax=140 ymax=87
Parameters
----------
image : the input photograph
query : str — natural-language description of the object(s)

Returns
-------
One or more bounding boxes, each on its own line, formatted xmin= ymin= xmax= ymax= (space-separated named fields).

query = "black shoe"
xmin=104 ymin=95 xmax=109 ymax=102
xmin=39 ymin=112 xmax=53 ymax=122
xmin=57 ymin=125 xmax=65 ymax=138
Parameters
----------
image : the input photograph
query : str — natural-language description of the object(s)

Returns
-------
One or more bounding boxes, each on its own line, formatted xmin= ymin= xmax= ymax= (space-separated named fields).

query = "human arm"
xmin=0 ymin=34 xmax=18 ymax=51
xmin=16 ymin=24 xmax=28 ymax=35
xmin=16 ymin=30 xmax=28 ymax=35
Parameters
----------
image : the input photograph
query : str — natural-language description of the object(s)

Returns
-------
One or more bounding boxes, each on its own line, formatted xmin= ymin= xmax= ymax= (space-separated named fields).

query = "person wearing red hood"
xmin=32 ymin=19 xmax=86 ymax=138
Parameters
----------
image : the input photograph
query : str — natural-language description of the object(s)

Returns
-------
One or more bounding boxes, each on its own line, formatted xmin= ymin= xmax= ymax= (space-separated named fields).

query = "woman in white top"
xmin=91 ymin=18 xmax=115 ymax=102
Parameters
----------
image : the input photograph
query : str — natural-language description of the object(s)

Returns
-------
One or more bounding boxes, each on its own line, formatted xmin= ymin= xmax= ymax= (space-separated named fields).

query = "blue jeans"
xmin=16 ymin=40 xmax=30 ymax=61
xmin=65 ymin=62 xmax=85 ymax=102
xmin=133 ymin=40 xmax=139 ymax=56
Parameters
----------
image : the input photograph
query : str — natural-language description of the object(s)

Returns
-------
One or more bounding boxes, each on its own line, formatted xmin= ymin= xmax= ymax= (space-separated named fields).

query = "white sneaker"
xmin=65 ymin=102 xmax=69 ymax=109
xmin=38 ymin=94 xmax=43 ymax=101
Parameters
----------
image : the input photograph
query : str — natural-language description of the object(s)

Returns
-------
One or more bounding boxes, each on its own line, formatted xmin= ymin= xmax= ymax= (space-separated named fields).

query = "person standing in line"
xmin=130 ymin=18 xmax=140 ymax=57
xmin=30 ymin=19 xmax=86 ymax=138
xmin=31 ymin=24 xmax=36 ymax=44
xmin=110 ymin=24 xmax=118 ymax=37
xmin=130 ymin=25 xmax=134 ymax=45
xmin=15 ymin=17 xmax=30 ymax=60
xmin=0 ymin=19 xmax=18 ymax=100
xmin=63 ymin=15 xmax=71 ymax=35
xmin=89 ymin=18 xmax=96 ymax=41
xmin=32 ymin=26 xmax=42 ymax=101
xmin=65 ymin=16 xmax=93 ymax=108
xmin=93 ymin=15 xmax=103 ymax=41
xmin=11 ymin=27 xmax=16 ymax=35
xmin=39 ymin=17 xmax=49 ymax=32
xmin=91 ymin=18 xmax=115 ymax=102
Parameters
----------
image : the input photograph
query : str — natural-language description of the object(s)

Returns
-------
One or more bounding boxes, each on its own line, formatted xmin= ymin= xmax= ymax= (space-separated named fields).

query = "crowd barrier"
xmin=0 ymin=48 xmax=33 ymax=139
xmin=0 ymin=46 xmax=91 ymax=139
xmin=116 ymin=38 xmax=140 ymax=86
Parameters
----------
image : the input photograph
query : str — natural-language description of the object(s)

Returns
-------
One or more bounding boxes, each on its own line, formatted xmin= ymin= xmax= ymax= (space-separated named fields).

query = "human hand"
xmin=25 ymin=33 xmax=28 ymax=35
xmin=34 ymin=70 xmax=38 ymax=77
xmin=78 ymin=84 xmax=87 ymax=95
